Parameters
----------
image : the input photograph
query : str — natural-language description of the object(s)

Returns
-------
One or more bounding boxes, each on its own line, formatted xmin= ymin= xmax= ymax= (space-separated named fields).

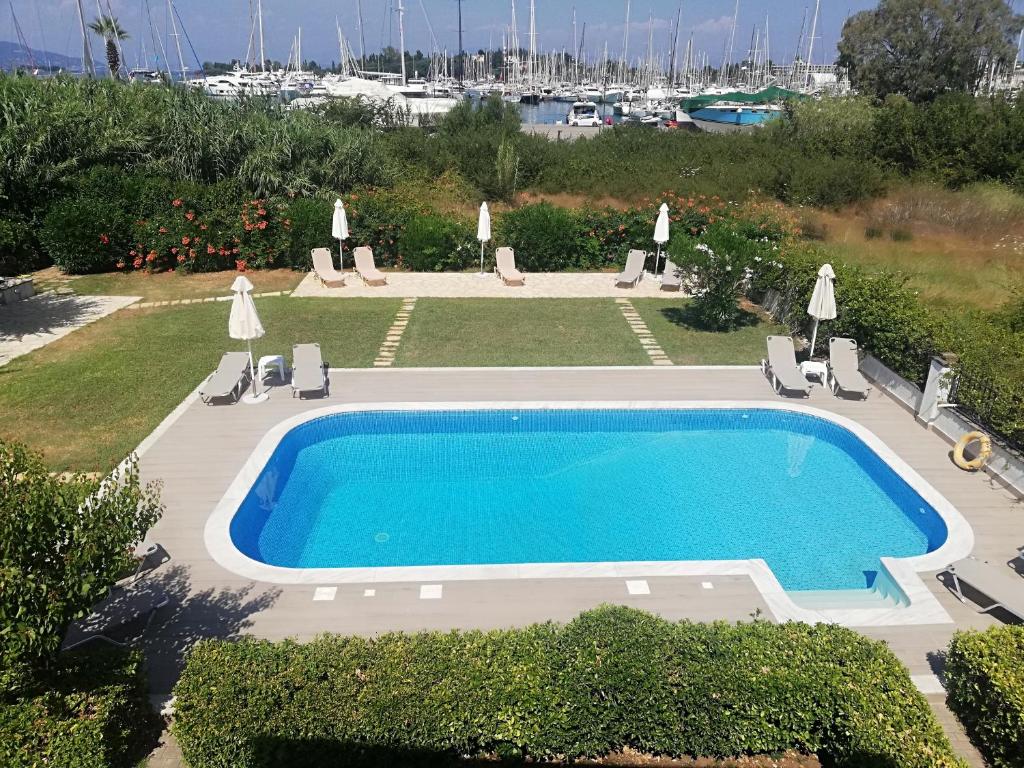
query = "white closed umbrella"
xmin=229 ymin=275 xmax=268 ymax=404
xmin=332 ymin=198 xmax=349 ymax=269
xmin=652 ymin=203 xmax=670 ymax=276
xmin=476 ymin=202 xmax=491 ymax=276
xmin=806 ymin=263 xmax=837 ymax=357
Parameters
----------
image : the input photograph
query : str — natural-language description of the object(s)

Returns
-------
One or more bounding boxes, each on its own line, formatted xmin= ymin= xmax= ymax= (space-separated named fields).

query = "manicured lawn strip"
xmin=396 ymin=298 xmax=650 ymax=367
xmin=631 ymin=299 xmax=786 ymax=365
xmin=0 ymin=297 xmax=399 ymax=472
xmin=32 ymin=267 xmax=306 ymax=304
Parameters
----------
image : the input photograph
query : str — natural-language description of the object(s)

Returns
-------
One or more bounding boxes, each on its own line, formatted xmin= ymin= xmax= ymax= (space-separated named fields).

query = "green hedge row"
xmin=0 ymin=646 xmax=157 ymax=768
xmin=172 ymin=606 xmax=961 ymax=768
xmin=946 ymin=626 xmax=1024 ymax=768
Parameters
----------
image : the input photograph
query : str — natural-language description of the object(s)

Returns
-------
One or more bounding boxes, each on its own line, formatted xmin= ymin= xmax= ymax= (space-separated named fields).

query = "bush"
xmin=172 ymin=606 xmax=961 ymax=768
xmin=497 ymin=202 xmax=585 ymax=271
xmin=38 ymin=196 xmax=128 ymax=274
xmin=400 ymin=214 xmax=476 ymax=272
xmin=0 ymin=215 xmax=44 ymax=275
xmin=0 ymin=440 xmax=162 ymax=688
xmin=0 ymin=646 xmax=157 ymax=768
xmin=283 ymin=196 xmax=333 ymax=270
xmin=946 ymin=626 xmax=1024 ymax=768
xmin=669 ymin=220 xmax=775 ymax=330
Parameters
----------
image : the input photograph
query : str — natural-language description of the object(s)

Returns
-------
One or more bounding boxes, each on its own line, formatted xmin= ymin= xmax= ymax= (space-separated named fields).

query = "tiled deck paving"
xmin=292 ymin=269 xmax=687 ymax=298
xmin=116 ymin=367 xmax=1019 ymax=767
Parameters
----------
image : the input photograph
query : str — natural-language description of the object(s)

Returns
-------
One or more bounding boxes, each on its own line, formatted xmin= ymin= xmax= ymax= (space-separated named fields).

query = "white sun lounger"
xmin=660 ymin=259 xmax=682 ymax=291
xmin=616 ymin=250 xmax=647 ymax=288
xmin=199 ymin=351 xmax=251 ymax=404
xmin=353 ymin=247 xmax=387 ymax=286
xmin=495 ymin=247 xmax=525 ymax=286
xmin=762 ymin=336 xmax=813 ymax=397
xmin=828 ymin=337 xmax=872 ymax=399
xmin=311 ymin=248 xmax=345 ymax=287
xmin=291 ymin=343 xmax=328 ymax=398
xmin=944 ymin=555 xmax=1024 ymax=621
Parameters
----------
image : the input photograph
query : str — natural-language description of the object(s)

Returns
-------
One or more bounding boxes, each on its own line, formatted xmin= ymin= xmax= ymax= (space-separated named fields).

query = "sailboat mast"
xmin=397 ymin=0 xmax=407 ymax=86
xmin=75 ymin=0 xmax=95 ymax=75
xmin=357 ymin=0 xmax=366 ymax=72
xmin=572 ymin=7 xmax=578 ymax=83
xmin=620 ymin=0 xmax=630 ymax=83
xmin=721 ymin=0 xmax=739 ymax=85
xmin=528 ymin=0 xmax=536 ymax=84
xmin=257 ymin=0 xmax=265 ymax=70
xmin=457 ymin=0 xmax=464 ymax=83
xmin=165 ymin=0 xmax=186 ymax=81
xmin=804 ymin=0 xmax=819 ymax=91
xmin=668 ymin=1 xmax=682 ymax=87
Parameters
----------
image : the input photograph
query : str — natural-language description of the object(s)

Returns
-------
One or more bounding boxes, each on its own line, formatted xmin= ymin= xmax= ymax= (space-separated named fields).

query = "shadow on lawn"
xmin=67 ymin=563 xmax=281 ymax=694
xmin=657 ymin=303 xmax=761 ymax=332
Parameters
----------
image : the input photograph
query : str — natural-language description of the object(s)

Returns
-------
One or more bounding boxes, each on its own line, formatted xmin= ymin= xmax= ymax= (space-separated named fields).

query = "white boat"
xmin=566 ymin=101 xmax=601 ymax=127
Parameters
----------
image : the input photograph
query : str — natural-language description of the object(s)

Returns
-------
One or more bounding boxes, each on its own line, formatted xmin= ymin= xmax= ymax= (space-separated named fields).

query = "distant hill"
xmin=0 ymin=39 xmax=97 ymax=72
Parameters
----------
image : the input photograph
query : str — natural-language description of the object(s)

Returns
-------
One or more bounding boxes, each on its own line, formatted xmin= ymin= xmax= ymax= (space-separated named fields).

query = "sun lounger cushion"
xmin=312 ymin=248 xmax=345 ymax=287
xmin=353 ymin=247 xmax=386 ymax=286
xmin=199 ymin=351 xmax=250 ymax=404
xmin=495 ymin=248 xmax=525 ymax=285
xmin=828 ymin=337 xmax=872 ymax=398
xmin=764 ymin=336 xmax=812 ymax=397
xmin=661 ymin=259 xmax=682 ymax=291
xmin=292 ymin=343 xmax=327 ymax=398
xmin=616 ymin=250 xmax=647 ymax=287
xmin=946 ymin=557 xmax=1024 ymax=621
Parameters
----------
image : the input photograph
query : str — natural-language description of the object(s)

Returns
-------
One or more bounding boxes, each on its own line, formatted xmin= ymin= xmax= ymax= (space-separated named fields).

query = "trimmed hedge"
xmin=172 ymin=606 xmax=961 ymax=768
xmin=946 ymin=626 xmax=1024 ymax=768
xmin=0 ymin=646 xmax=158 ymax=768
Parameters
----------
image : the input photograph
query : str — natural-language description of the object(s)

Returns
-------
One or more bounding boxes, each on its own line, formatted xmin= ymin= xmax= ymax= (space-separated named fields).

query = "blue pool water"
xmin=230 ymin=409 xmax=948 ymax=591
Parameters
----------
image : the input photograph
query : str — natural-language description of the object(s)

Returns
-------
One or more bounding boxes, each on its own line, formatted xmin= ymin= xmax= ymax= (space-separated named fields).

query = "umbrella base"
xmin=475 ymin=272 xmax=489 ymax=279
xmin=242 ymin=392 xmax=270 ymax=405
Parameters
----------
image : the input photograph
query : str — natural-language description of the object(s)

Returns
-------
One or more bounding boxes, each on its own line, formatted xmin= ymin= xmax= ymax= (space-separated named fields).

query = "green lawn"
xmin=631 ymin=299 xmax=785 ymax=365
xmin=396 ymin=299 xmax=649 ymax=367
xmin=0 ymin=297 xmax=399 ymax=472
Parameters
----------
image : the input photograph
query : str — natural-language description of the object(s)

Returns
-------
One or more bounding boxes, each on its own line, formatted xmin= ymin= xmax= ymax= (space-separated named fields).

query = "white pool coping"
xmin=203 ymin=400 xmax=974 ymax=627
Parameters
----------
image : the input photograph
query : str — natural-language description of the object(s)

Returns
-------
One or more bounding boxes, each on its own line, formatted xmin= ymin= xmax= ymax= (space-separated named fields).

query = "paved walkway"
xmin=291 ymin=270 xmax=686 ymax=298
xmin=0 ymin=293 xmax=139 ymax=366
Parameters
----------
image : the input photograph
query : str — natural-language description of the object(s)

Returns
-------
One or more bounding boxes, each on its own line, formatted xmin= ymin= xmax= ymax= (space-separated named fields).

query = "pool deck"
xmin=92 ymin=366 xmax=1019 ymax=764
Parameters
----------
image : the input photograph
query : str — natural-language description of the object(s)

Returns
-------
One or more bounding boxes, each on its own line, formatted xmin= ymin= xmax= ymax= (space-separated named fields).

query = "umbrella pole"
xmin=338 ymin=240 xmax=344 ymax=271
xmin=654 ymin=244 xmax=662 ymax=277
xmin=479 ymin=241 xmax=485 ymax=275
xmin=247 ymin=339 xmax=259 ymax=397
xmin=809 ymin=318 xmax=819 ymax=358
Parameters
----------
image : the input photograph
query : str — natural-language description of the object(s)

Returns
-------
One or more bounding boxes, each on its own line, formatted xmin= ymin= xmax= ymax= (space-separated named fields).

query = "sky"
xmin=10 ymin=0 xmax=880 ymax=71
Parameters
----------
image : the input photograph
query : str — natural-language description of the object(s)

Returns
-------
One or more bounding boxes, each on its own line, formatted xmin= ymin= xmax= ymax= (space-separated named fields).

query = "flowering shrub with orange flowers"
xmin=123 ymin=197 xmax=291 ymax=273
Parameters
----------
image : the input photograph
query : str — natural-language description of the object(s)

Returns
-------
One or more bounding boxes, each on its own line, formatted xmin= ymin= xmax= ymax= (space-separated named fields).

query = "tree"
xmin=838 ymin=0 xmax=1022 ymax=101
xmin=0 ymin=441 xmax=162 ymax=689
xmin=87 ymin=14 xmax=129 ymax=80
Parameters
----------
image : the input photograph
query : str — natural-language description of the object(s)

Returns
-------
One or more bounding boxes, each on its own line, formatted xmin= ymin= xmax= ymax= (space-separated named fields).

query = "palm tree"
xmin=87 ymin=15 xmax=129 ymax=79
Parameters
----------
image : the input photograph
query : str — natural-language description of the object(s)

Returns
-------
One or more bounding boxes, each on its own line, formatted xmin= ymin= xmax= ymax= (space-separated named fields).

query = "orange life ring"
xmin=953 ymin=431 xmax=992 ymax=471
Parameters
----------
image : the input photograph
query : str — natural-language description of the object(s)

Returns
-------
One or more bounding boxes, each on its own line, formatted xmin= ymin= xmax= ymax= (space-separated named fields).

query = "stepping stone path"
xmin=374 ymin=298 xmax=417 ymax=367
xmin=615 ymin=298 xmax=673 ymax=366
xmin=125 ymin=290 xmax=289 ymax=310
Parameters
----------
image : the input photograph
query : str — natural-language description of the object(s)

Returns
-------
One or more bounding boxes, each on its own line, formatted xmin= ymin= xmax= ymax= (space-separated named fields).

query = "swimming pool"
xmin=220 ymin=406 xmax=957 ymax=595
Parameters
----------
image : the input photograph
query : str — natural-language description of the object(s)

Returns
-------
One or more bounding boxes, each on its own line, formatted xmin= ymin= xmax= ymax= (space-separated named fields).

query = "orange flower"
xmin=115 ymin=260 xmax=125 ymax=269
xmin=207 ymin=245 xmax=216 ymax=255
xmin=133 ymin=256 xmax=143 ymax=268
xmin=257 ymin=208 xmax=266 ymax=216
xmin=176 ymin=254 xmax=186 ymax=264
xmin=235 ymin=259 xmax=247 ymax=271
xmin=257 ymin=221 xmax=267 ymax=230
xmin=182 ymin=236 xmax=190 ymax=245
xmin=172 ymin=199 xmax=183 ymax=207
xmin=99 ymin=233 xmax=110 ymax=245
xmin=158 ymin=226 xmax=168 ymax=234
xmin=185 ymin=211 xmax=195 ymax=221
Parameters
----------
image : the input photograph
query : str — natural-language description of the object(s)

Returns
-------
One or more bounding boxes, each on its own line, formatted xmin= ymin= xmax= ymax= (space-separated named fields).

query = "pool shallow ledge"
xmin=203 ymin=400 xmax=974 ymax=628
